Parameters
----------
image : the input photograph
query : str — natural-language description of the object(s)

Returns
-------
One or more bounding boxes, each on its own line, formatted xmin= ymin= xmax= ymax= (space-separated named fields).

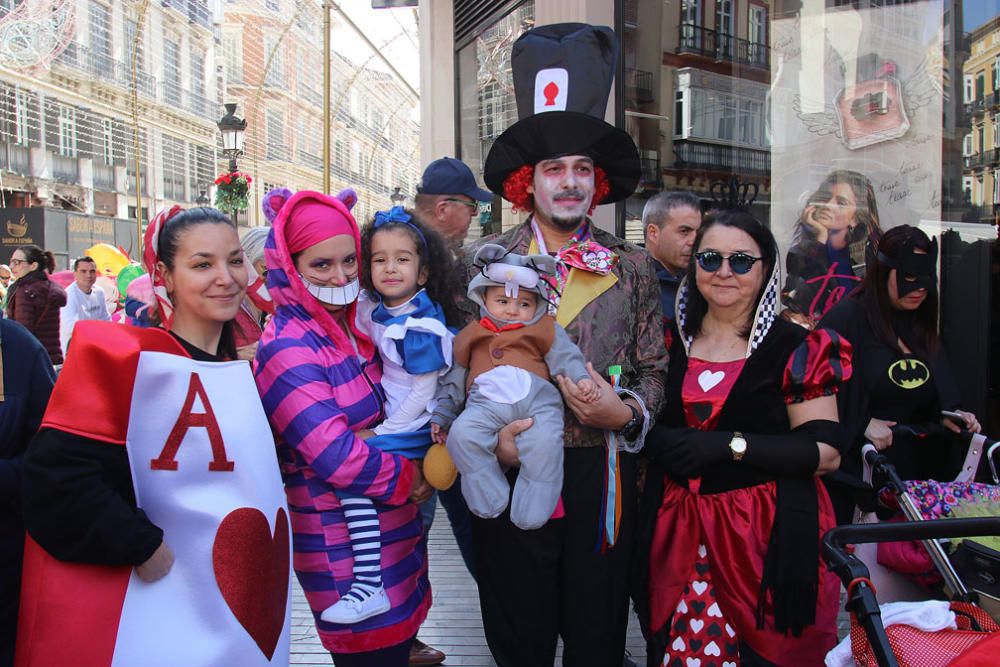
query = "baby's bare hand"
xmin=576 ymin=378 xmax=601 ymax=403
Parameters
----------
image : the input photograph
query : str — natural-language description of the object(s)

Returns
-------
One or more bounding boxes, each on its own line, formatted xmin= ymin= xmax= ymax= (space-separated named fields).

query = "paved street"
xmin=289 ymin=503 xmax=648 ymax=666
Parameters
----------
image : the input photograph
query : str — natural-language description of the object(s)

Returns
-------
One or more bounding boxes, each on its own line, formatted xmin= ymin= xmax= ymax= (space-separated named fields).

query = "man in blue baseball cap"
xmin=415 ymin=157 xmax=493 ymax=251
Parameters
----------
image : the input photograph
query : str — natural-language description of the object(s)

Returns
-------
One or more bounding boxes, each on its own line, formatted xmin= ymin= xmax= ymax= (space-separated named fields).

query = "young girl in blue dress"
xmin=321 ymin=206 xmax=461 ymax=624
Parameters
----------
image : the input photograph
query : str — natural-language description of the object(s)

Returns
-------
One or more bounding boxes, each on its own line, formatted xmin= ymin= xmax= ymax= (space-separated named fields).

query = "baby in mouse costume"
xmin=430 ymin=244 xmax=598 ymax=530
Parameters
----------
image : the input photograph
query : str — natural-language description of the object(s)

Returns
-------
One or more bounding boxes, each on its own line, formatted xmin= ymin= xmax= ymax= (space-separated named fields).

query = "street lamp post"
xmin=390 ymin=187 xmax=405 ymax=206
xmin=217 ymin=103 xmax=247 ymax=223
xmin=218 ymin=103 xmax=247 ymax=173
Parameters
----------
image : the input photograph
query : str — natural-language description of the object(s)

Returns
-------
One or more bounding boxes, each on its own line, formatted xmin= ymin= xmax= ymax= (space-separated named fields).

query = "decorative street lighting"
xmin=390 ymin=186 xmax=405 ymax=206
xmin=217 ymin=103 xmax=247 ymax=173
xmin=196 ymin=187 xmax=210 ymax=206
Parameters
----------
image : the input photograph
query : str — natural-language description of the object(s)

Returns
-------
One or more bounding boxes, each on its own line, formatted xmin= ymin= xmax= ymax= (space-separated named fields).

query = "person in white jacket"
xmin=60 ymin=256 xmax=110 ymax=356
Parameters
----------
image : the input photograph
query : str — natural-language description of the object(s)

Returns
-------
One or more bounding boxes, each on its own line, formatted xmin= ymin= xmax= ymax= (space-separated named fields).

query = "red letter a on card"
xmin=150 ymin=372 xmax=235 ymax=471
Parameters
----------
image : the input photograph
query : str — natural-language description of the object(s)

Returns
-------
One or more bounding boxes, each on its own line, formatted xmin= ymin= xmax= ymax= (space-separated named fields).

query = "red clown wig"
xmin=502 ymin=164 xmax=611 ymax=215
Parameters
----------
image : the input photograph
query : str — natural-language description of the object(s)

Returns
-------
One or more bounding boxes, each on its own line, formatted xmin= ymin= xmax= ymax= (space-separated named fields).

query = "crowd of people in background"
xmin=0 ymin=22 xmax=987 ymax=667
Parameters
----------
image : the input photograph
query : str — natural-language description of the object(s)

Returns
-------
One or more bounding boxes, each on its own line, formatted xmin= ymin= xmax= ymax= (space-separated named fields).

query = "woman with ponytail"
xmin=5 ymin=244 xmax=66 ymax=365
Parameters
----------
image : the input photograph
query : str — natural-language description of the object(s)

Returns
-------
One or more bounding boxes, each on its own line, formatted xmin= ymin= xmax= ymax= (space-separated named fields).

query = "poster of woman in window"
xmin=770 ymin=1 xmax=944 ymax=327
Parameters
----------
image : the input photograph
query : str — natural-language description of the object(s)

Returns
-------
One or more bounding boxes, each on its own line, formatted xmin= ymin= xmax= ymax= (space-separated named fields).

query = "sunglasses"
xmin=695 ymin=251 xmax=763 ymax=275
xmin=444 ymin=198 xmax=479 ymax=212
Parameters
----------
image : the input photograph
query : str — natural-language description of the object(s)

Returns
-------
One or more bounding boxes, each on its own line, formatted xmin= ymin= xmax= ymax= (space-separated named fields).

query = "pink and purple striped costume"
xmin=253 ymin=190 xmax=429 ymax=654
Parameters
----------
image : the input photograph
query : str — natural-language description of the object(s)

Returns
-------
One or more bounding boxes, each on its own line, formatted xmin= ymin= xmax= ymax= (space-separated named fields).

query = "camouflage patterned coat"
xmin=458 ymin=219 xmax=667 ymax=449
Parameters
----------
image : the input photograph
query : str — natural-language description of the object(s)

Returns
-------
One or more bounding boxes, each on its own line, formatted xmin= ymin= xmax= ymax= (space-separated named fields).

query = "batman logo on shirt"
xmin=888 ymin=358 xmax=930 ymax=389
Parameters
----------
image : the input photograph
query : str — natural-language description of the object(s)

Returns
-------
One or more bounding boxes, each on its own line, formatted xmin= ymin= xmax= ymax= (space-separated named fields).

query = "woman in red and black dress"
xmin=635 ymin=209 xmax=852 ymax=667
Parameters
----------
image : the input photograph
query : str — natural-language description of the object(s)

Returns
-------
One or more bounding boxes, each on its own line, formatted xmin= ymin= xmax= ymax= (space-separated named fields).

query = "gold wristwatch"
xmin=729 ymin=432 xmax=747 ymax=462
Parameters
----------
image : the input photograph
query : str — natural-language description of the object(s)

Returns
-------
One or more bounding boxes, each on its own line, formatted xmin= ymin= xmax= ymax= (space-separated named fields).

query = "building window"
xmin=162 ymin=136 xmax=187 ymax=201
xmin=977 ymin=72 xmax=986 ymax=101
xmin=994 ymin=169 xmax=1000 ymax=204
xmin=191 ymin=48 xmax=205 ymax=97
xmin=748 ymin=4 xmax=766 ymax=65
xmin=124 ymin=18 xmax=145 ymax=72
xmin=58 ymin=106 xmax=76 ymax=157
xmin=978 ymin=124 xmax=985 ymax=154
xmin=681 ymin=0 xmax=701 ymax=49
xmin=674 ymin=89 xmax=684 ymax=137
xmin=963 ymin=176 xmax=973 ymax=202
xmin=334 ymin=139 xmax=346 ymax=169
xmin=264 ymin=37 xmax=284 ymax=88
xmin=13 ymin=88 xmax=31 ymax=146
xmin=716 ymin=0 xmax=734 ymax=57
xmin=266 ymin=110 xmax=285 ymax=161
xmin=164 ymin=39 xmax=181 ymax=105
xmin=995 ymin=115 xmax=1000 ymax=148
xmin=964 ymin=133 xmax=974 ymax=156
xmin=101 ymin=118 xmax=113 ymax=164
xmin=222 ymin=32 xmax=243 ymax=83
xmin=965 ymin=75 xmax=974 ymax=103
xmin=89 ymin=2 xmax=112 ymax=74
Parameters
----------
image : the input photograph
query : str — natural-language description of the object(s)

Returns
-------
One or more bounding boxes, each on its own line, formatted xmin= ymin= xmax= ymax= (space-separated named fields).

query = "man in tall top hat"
xmin=457 ymin=23 xmax=666 ymax=667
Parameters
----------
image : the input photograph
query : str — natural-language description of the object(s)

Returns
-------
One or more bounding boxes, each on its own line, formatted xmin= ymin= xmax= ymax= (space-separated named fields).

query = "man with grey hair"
xmin=642 ymin=191 xmax=702 ymax=327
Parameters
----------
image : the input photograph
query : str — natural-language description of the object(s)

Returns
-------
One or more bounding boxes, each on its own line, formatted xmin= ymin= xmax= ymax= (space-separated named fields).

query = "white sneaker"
xmin=320 ymin=586 xmax=390 ymax=624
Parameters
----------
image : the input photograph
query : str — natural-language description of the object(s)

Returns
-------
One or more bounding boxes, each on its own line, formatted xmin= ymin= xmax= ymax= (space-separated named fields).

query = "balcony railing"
xmin=54 ymin=44 xmax=158 ymax=99
xmin=965 ymin=148 xmax=1000 ymax=169
xmin=0 ymin=142 xmax=31 ymax=175
xmin=677 ymin=24 xmax=769 ymax=69
xmin=299 ymin=149 xmax=323 ymax=171
xmin=51 ymin=153 xmax=79 ymax=183
xmin=266 ymin=144 xmax=291 ymax=162
xmin=93 ymin=162 xmax=116 ymax=190
xmin=627 ymin=68 xmax=654 ymax=105
xmin=673 ymin=140 xmax=770 ymax=174
xmin=162 ymin=0 xmax=213 ymax=30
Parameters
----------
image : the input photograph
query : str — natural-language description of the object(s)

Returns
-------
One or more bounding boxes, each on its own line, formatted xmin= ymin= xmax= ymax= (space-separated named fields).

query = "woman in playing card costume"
xmin=634 ymin=209 xmax=852 ymax=667
xmin=17 ymin=206 xmax=292 ymax=667
xmin=819 ymin=225 xmax=981 ymax=526
xmin=252 ymin=191 xmax=430 ymax=666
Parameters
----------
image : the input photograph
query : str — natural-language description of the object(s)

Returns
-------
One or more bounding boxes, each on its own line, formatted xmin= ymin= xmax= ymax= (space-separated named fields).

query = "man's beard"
xmin=550 ymin=213 xmax=587 ymax=231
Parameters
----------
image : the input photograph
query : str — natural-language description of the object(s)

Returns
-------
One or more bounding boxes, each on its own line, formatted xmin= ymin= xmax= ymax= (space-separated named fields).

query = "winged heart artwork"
xmin=792 ymin=52 xmax=942 ymax=151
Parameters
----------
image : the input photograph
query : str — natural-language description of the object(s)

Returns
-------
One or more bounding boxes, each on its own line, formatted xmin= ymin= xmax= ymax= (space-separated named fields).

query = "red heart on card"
xmin=213 ymin=507 xmax=290 ymax=659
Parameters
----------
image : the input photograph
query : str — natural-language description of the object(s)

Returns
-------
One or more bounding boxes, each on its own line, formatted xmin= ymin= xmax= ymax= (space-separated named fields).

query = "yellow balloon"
xmin=86 ymin=243 xmax=132 ymax=278
xmin=423 ymin=443 xmax=458 ymax=491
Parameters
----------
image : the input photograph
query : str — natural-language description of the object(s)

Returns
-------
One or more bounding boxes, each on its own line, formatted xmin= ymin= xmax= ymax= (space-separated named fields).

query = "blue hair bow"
xmin=373 ymin=206 xmax=427 ymax=249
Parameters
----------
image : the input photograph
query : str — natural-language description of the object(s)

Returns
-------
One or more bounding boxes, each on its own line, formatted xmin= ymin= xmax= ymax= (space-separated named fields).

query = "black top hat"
xmin=483 ymin=23 xmax=640 ymax=204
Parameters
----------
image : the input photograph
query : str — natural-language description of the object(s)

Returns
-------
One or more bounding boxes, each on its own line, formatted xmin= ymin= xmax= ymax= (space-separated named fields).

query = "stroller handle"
xmin=824 ymin=517 xmax=1000 ymax=555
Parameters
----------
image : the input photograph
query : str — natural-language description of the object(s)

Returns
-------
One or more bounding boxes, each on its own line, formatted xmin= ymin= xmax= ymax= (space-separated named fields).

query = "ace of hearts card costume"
xmin=16 ymin=321 xmax=292 ymax=666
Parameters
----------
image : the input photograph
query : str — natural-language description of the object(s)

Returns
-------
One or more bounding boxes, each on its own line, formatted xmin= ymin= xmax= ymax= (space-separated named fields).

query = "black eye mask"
xmin=877 ymin=234 xmax=938 ymax=297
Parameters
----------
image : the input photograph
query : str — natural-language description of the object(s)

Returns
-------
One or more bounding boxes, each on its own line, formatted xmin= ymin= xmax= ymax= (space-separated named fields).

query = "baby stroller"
xmin=848 ymin=424 xmax=1000 ymax=604
xmin=823 ymin=517 xmax=1000 ymax=667
xmin=822 ymin=425 xmax=1000 ymax=666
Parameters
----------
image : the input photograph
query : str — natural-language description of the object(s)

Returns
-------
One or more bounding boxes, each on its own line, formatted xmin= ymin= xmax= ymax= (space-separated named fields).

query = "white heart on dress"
xmin=672 ymin=637 xmax=686 ymax=651
xmin=725 ymin=623 xmax=736 ymax=637
xmin=690 ymin=619 xmax=704 ymax=634
xmin=692 ymin=581 xmax=708 ymax=595
xmin=698 ymin=369 xmax=725 ymax=392
xmin=686 ymin=659 xmax=701 ymax=667
xmin=708 ymin=602 xmax=723 ymax=617
xmin=698 ymin=544 xmax=707 ymax=558
xmin=705 ymin=641 xmax=721 ymax=657
xmin=724 ymin=662 xmax=737 ymax=667
xmin=676 ymin=599 xmax=689 ymax=614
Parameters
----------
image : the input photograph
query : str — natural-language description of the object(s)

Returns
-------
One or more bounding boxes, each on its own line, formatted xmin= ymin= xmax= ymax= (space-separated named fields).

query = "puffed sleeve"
xmin=380 ymin=310 xmax=454 ymax=376
xmin=782 ymin=328 xmax=853 ymax=404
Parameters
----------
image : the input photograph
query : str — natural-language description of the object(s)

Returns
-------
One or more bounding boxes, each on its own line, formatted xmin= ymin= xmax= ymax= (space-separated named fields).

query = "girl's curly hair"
xmin=360 ymin=211 xmax=463 ymax=328
xmin=502 ymin=164 xmax=612 ymax=214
